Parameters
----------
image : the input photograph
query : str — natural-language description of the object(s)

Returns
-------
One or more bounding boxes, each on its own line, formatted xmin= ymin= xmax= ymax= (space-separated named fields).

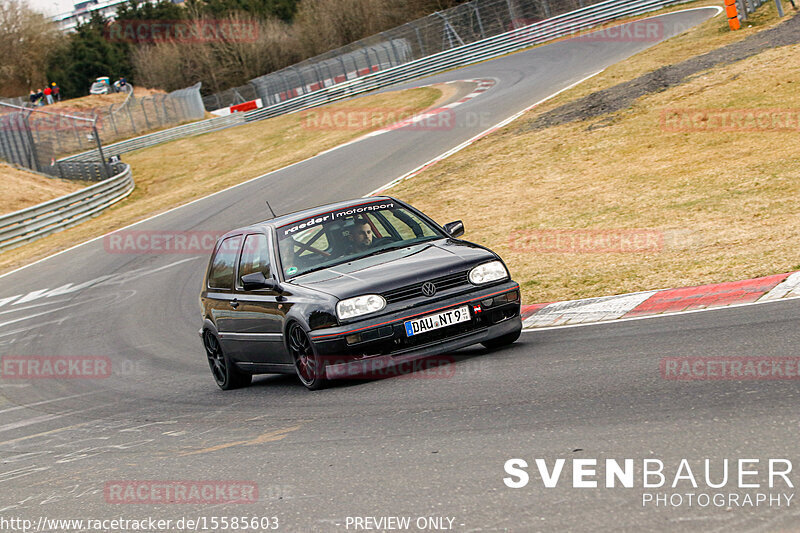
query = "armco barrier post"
xmin=22 ymin=112 xmax=41 ymax=172
xmin=726 ymin=0 xmax=741 ymax=28
xmin=126 ymin=105 xmax=137 ymax=135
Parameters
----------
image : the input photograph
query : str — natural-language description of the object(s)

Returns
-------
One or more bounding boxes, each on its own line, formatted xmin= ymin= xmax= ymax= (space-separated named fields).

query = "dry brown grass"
xmin=530 ymin=0 xmax=796 ymax=114
xmin=0 ymin=85 xmax=443 ymax=273
xmin=389 ymin=7 xmax=800 ymax=303
xmin=0 ymin=162 xmax=87 ymax=215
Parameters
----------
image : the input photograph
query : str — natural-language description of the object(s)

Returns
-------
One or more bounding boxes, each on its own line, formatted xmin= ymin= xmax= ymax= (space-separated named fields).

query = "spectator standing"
xmin=35 ymin=88 xmax=44 ymax=106
xmin=51 ymin=82 xmax=60 ymax=102
xmin=44 ymin=86 xmax=53 ymax=105
xmin=29 ymin=90 xmax=36 ymax=105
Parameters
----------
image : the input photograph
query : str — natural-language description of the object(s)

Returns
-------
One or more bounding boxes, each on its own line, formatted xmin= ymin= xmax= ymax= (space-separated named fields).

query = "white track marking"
xmin=13 ymin=290 xmax=52 ymax=305
xmin=760 ymin=271 xmax=800 ymax=301
xmin=0 ymin=295 xmax=21 ymax=308
xmin=315 ymin=79 xmax=495 ymax=155
xmin=523 ymin=290 xmax=657 ymax=328
xmin=0 ymin=411 xmax=84 ymax=434
xmin=367 ymin=70 xmax=604 ymax=195
xmin=0 ymin=303 xmax=84 ymax=330
xmin=0 ymin=392 xmax=98 ymax=415
xmin=521 ymin=293 xmax=800 ymax=332
xmin=2 ymin=257 xmax=196 ymax=307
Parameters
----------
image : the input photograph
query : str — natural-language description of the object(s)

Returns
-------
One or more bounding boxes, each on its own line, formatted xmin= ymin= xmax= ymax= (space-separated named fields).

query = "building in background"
xmin=52 ymin=0 xmax=184 ymax=31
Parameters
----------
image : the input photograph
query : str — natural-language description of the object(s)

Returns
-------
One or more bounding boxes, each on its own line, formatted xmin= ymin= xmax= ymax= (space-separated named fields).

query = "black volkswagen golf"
xmin=200 ymin=196 xmax=521 ymax=390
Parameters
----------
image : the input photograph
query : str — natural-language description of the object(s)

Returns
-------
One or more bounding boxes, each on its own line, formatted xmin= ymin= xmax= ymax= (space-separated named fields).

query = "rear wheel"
xmin=481 ymin=328 xmax=521 ymax=350
xmin=288 ymin=323 xmax=327 ymax=390
xmin=204 ymin=331 xmax=252 ymax=390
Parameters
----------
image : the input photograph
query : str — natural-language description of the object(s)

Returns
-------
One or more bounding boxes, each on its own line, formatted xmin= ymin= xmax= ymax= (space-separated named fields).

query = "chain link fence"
xmin=0 ymin=96 xmax=27 ymax=107
xmin=93 ymin=83 xmax=206 ymax=146
xmin=204 ymin=0 xmax=606 ymax=111
xmin=0 ymin=83 xmax=205 ymax=180
xmin=737 ymin=0 xmax=767 ymax=19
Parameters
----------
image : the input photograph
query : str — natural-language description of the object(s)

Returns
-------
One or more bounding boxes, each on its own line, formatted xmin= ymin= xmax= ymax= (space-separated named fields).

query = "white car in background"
xmin=89 ymin=77 xmax=112 ymax=95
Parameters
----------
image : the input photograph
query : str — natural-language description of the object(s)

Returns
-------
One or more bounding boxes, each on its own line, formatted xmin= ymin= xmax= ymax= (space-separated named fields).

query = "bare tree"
xmin=130 ymin=0 xmax=470 ymax=95
xmin=0 ymin=0 xmax=62 ymax=96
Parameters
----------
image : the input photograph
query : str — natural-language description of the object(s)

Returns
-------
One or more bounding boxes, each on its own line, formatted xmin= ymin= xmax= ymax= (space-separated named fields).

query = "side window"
xmin=208 ymin=235 xmax=242 ymax=290
xmin=238 ymin=234 xmax=271 ymax=284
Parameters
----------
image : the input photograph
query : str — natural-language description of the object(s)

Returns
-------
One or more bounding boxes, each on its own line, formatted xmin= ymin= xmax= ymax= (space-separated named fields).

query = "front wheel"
xmin=288 ymin=323 xmax=327 ymax=390
xmin=481 ymin=328 xmax=521 ymax=350
xmin=204 ymin=331 xmax=252 ymax=390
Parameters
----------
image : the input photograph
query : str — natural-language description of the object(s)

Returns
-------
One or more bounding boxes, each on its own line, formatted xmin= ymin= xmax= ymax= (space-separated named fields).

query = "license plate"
xmin=404 ymin=305 xmax=471 ymax=337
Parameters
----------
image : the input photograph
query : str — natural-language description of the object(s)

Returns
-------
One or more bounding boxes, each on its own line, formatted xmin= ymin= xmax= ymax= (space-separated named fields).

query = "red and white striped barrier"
xmin=211 ymin=98 xmax=263 ymax=117
xmin=273 ymin=65 xmax=383 ymax=103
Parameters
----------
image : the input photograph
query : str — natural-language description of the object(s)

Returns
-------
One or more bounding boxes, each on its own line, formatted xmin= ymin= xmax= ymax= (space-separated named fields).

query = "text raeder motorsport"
xmin=503 ymin=458 xmax=795 ymax=508
xmin=281 ymin=202 xmax=394 ymax=237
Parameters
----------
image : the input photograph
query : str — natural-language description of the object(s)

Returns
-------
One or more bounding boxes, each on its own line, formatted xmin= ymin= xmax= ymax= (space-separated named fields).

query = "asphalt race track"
xmin=3 ymin=7 xmax=800 ymax=532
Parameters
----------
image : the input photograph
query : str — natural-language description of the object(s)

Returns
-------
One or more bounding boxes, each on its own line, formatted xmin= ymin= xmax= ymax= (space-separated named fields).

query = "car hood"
xmin=289 ymin=239 xmax=497 ymax=299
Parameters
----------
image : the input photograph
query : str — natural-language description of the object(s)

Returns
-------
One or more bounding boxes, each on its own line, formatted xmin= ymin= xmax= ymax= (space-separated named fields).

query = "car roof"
xmin=225 ymin=196 xmax=399 ymax=237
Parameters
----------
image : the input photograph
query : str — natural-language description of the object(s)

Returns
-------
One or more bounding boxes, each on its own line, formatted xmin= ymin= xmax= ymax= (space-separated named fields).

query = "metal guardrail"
xmin=245 ymin=0 xmax=695 ymax=121
xmin=0 ymin=163 xmax=133 ymax=251
xmin=49 ymin=160 xmax=116 ymax=181
xmin=61 ymin=113 xmax=246 ymax=162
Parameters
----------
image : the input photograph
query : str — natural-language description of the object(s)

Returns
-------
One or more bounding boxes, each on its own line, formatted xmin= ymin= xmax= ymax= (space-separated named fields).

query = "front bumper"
xmin=309 ymin=282 xmax=521 ymax=380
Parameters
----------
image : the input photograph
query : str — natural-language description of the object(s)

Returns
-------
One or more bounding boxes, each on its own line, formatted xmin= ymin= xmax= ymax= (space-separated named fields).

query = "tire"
xmin=203 ymin=331 xmax=252 ymax=390
xmin=287 ymin=322 xmax=327 ymax=390
xmin=481 ymin=328 xmax=521 ymax=350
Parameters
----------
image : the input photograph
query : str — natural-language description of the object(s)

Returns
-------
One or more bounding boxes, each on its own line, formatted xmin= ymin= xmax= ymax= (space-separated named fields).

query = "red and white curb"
xmin=520 ymin=271 xmax=800 ymax=329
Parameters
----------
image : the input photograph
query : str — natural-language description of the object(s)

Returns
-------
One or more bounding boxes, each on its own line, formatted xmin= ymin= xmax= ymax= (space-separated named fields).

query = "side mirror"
xmin=443 ymin=220 xmax=465 ymax=238
xmin=241 ymin=272 xmax=284 ymax=293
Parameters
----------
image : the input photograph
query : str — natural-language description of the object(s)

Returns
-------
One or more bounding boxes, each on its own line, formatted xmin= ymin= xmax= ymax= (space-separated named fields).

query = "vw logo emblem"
xmin=421 ymin=282 xmax=437 ymax=297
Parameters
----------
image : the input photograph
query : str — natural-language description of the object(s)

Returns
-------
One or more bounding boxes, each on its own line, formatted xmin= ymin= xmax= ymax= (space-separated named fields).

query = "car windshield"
xmin=276 ymin=201 xmax=443 ymax=279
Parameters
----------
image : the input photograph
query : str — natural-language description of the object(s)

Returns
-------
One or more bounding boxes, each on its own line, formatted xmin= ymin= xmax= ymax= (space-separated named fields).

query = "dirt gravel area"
xmin=524 ymin=12 xmax=800 ymax=130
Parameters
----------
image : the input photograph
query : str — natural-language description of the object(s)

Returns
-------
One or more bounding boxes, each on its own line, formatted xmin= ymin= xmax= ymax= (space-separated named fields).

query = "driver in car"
xmin=347 ymin=217 xmax=375 ymax=252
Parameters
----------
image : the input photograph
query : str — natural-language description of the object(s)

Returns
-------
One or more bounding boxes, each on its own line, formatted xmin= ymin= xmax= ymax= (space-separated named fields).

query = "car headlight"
xmin=469 ymin=261 xmax=508 ymax=285
xmin=336 ymin=294 xmax=386 ymax=320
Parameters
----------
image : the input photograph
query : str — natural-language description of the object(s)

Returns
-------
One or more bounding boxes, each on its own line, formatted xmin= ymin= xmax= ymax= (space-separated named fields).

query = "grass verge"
xmin=388 ymin=4 xmax=800 ymax=302
xmin=0 ymin=163 xmax=88 ymax=215
xmin=0 ymin=85 xmax=444 ymax=274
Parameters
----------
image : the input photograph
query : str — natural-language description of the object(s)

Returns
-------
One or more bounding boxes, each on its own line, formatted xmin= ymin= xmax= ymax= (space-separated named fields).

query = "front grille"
xmin=382 ymin=271 xmax=470 ymax=304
